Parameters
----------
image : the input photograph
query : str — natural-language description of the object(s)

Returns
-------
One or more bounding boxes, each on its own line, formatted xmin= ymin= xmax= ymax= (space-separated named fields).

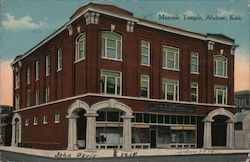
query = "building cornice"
xmin=11 ymin=4 xmax=236 ymax=66
xmin=12 ymin=93 xmax=236 ymax=113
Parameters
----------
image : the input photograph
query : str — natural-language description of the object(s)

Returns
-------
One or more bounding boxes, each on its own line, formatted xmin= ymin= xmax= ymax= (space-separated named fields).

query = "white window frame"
xmin=214 ymin=85 xmax=228 ymax=105
xmin=45 ymin=55 xmax=51 ymax=76
xmin=190 ymin=82 xmax=198 ymax=102
xmin=163 ymin=79 xmax=179 ymax=101
xmin=101 ymin=31 xmax=122 ymax=61
xmin=35 ymin=89 xmax=39 ymax=105
xmin=45 ymin=87 xmax=50 ymax=103
xmin=162 ymin=46 xmax=179 ymax=71
xmin=141 ymin=40 xmax=150 ymax=66
xmin=25 ymin=118 xmax=29 ymax=126
xmin=57 ymin=48 xmax=63 ymax=71
xmin=33 ymin=117 xmax=38 ymax=125
xmin=15 ymin=95 xmax=19 ymax=110
xmin=43 ymin=115 xmax=48 ymax=124
xmin=191 ymin=52 xmax=199 ymax=74
xmin=27 ymin=90 xmax=31 ymax=107
xmin=214 ymin=55 xmax=228 ymax=78
xmin=75 ymin=33 xmax=85 ymax=62
xmin=15 ymin=72 xmax=20 ymax=89
xmin=54 ymin=113 xmax=60 ymax=124
xmin=101 ymin=69 xmax=122 ymax=96
xmin=35 ymin=61 xmax=39 ymax=81
xmin=140 ymin=75 xmax=150 ymax=98
xmin=27 ymin=66 xmax=31 ymax=84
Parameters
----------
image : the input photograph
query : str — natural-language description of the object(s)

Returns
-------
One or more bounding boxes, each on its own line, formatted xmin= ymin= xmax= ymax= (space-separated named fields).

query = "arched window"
xmin=101 ymin=31 xmax=122 ymax=60
xmin=75 ymin=33 xmax=85 ymax=61
xmin=214 ymin=55 xmax=227 ymax=77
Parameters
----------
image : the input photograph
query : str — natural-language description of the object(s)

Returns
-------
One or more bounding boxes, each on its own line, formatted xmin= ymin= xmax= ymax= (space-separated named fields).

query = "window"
xmin=15 ymin=72 xmax=20 ymax=89
xmin=191 ymin=52 xmax=199 ymax=73
xmin=45 ymin=87 xmax=50 ymax=103
xmin=15 ymin=95 xmax=19 ymax=110
xmin=35 ymin=61 xmax=39 ymax=80
xmin=190 ymin=82 xmax=198 ymax=102
xmin=57 ymin=48 xmax=63 ymax=71
xmin=43 ymin=115 xmax=48 ymax=124
xmin=75 ymin=33 xmax=85 ymax=61
xmin=141 ymin=40 xmax=150 ymax=65
xmin=214 ymin=55 xmax=227 ymax=77
xmin=101 ymin=70 xmax=121 ymax=95
xmin=140 ymin=75 xmax=149 ymax=98
xmin=26 ymin=90 xmax=31 ymax=107
xmin=26 ymin=66 xmax=31 ymax=84
xmin=35 ymin=89 xmax=39 ymax=105
xmin=33 ymin=117 xmax=38 ymax=125
xmin=45 ymin=55 xmax=51 ymax=76
xmin=25 ymin=118 xmax=29 ymax=126
xmin=101 ymin=31 xmax=122 ymax=60
xmin=214 ymin=85 xmax=227 ymax=105
xmin=162 ymin=79 xmax=179 ymax=101
xmin=163 ymin=46 xmax=179 ymax=70
xmin=54 ymin=113 xmax=60 ymax=123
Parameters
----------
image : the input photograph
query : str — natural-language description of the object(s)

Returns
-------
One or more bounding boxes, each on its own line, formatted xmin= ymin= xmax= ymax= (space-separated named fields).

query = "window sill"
xmin=33 ymin=123 xmax=37 ymax=126
xmin=35 ymin=79 xmax=39 ymax=81
xmin=45 ymin=74 xmax=50 ymax=77
xmin=74 ymin=58 xmax=85 ymax=64
xmin=25 ymin=124 xmax=28 ymax=127
xmin=163 ymin=67 xmax=180 ymax=72
xmin=54 ymin=121 xmax=60 ymax=124
xmin=141 ymin=64 xmax=151 ymax=67
xmin=214 ymin=75 xmax=228 ymax=79
xmin=101 ymin=57 xmax=122 ymax=62
xmin=43 ymin=122 xmax=48 ymax=125
xmin=56 ymin=69 xmax=62 ymax=72
xmin=15 ymin=87 xmax=20 ymax=90
xmin=191 ymin=72 xmax=200 ymax=75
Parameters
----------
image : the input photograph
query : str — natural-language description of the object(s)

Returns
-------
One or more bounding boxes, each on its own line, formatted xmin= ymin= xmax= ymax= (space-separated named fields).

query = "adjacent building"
xmin=235 ymin=90 xmax=250 ymax=112
xmin=11 ymin=3 xmax=238 ymax=150
xmin=0 ymin=105 xmax=12 ymax=146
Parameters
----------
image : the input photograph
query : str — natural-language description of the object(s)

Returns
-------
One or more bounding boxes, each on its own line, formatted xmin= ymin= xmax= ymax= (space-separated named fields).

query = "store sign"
xmin=148 ymin=103 xmax=195 ymax=114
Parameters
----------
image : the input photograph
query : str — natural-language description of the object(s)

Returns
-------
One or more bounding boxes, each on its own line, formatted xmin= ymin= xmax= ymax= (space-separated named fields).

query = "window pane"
xmin=117 ymin=41 xmax=121 ymax=59
xmin=141 ymin=55 xmax=148 ymax=65
xmin=144 ymin=114 xmax=150 ymax=123
xmin=107 ymin=77 xmax=115 ymax=94
xmin=171 ymin=115 xmax=177 ymax=124
xmin=136 ymin=113 xmax=143 ymax=123
xmin=101 ymin=38 xmax=105 ymax=56
xmin=107 ymin=48 xmax=116 ymax=58
xmin=151 ymin=114 xmax=157 ymax=123
xmin=184 ymin=116 xmax=189 ymax=124
xmin=97 ymin=111 xmax=106 ymax=121
xmin=164 ymin=115 xmax=170 ymax=124
xmin=177 ymin=116 xmax=183 ymax=124
xmin=101 ymin=76 xmax=105 ymax=93
xmin=158 ymin=115 xmax=164 ymax=123
xmin=107 ymin=111 xmax=119 ymax=122
xmin=116 ymin=78 xmax=120 ymax=95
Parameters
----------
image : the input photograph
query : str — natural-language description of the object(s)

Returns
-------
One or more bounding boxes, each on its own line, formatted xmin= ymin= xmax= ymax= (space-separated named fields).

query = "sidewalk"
xmin=0 ymin=146 xmax=249 ymax=159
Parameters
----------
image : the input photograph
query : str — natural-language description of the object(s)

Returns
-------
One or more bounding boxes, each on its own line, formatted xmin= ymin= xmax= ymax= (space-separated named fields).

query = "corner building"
xmin=11 ymin=3 xmax=238 ymax=150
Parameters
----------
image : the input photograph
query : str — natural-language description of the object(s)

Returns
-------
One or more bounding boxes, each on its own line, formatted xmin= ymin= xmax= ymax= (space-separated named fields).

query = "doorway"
xmin=77 ymin=109 xmax=86 ymax=149
xmin=211 ymin=115 xmax=228 ymax=146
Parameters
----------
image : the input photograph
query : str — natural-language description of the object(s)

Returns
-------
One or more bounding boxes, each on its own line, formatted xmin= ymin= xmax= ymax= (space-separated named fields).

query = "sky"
xmin=0 ymin=0 xmax=249 ymax=106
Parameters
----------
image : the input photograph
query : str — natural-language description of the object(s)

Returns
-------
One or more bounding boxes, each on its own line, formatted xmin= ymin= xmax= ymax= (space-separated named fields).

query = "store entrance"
xmin=77 ymin=109 xmax=86 ymax=149
xmin=211 ymin=115 xmax=228 ymax=146
xmin=150 ymin=129 xmax=156 ymax=148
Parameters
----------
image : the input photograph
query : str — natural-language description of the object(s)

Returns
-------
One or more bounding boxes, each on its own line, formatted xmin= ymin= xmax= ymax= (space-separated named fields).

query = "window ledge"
xmin=191 ymin=72 xmax=200 ymax=75
xmin=214 ymin=75 xmax=228 ymax=79
xmin=163 ymin=67 xmax=180 ymax=72
xmin=45 ymin=74 xmax=50 ymax=77
xmin=74 ymin=58 xmax=85 ymax=64
xmin=35 ymin=79 xmax=39 ymax=81
xmin=15 ymin=87 xmax=20 ymax=90
xmin=25 ymin=124 xmax=28 ymax=127
xmin=43 ymin=122 xmax=48 ymax=125
xmin=54 ymin=121 xmax=60 ymax=124
xmin=56 ymin=69 xmax=62 ymax=72
xmin=141 ymin=64 xmax=151 ymax=67
xmin=33 ymin=123 xmax=37 ymax=126
xmin=101 ymin=57 xmax=122 ymax=62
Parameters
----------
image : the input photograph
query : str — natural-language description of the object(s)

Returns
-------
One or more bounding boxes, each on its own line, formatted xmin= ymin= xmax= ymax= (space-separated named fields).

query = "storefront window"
xmin=96 ymin=127 xmax=122 ymax=145
xmin=132 ymin=128 xmax=150 ymax=144
xmin=144 ymin=114 xmax=150 ymax=123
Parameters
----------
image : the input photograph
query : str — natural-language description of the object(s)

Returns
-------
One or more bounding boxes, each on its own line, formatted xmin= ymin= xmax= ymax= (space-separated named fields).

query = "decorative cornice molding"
xmin=66 ymin=25 xmax=73 ymax=36
xmin=208 ymin=41 xmax=215 ymax=50
xmin=84 ymin=11 xmax=100 ymax=25
xmin=127 ymin=21 xmax=134 ymax=32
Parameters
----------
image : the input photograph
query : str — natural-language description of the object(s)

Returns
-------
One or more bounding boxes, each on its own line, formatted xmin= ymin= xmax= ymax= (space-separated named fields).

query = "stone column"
xmin=203 ymin=117 xmax=214 ymax=149
xmin=11 ymin=122 xmax=16 ymax=146
xmin=121 ymin=115 xmax=133 ymax=150
xmin=85 ymin=112 xmax=98 ymax=151
xmin=66 ymin=114 xmax=78 ymax=150
xmin=226 ymin=119 xmax=235 ymax=149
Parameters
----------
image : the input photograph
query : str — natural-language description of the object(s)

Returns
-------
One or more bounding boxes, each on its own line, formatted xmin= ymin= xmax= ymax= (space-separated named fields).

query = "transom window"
xmin=57 ymin=48 xmax=62 ymax=71
xmin=140 ymin=75 xmax=149 ymax=98
xmin=35 ymin=61 xmax=39 ymax=81
xmin=214 ymin=55 xmax=227 ymax=77
xmin=75 ymin=33 xmax=85 ymax=61
xmin=163 ymin=46 xmax=179 ymax=70
xmin=162 ymin=79 xmax=179 ymax=101
xmin=190 ymin=82 xmax=198 ymax=102
xmin=101 ymin=70 xmax=121 ymax=95
xmin=214 ymin=85 xmax=227 ymax=105
xmin=191 ymin=52 xmax=199 ymax=73
xmin=101 ymin=31 xmax=122 ymax=60
xmin=141 ymin=40 xmax=150 ymax=65
xmin=45 ymin=55 xmax=50 ymax=76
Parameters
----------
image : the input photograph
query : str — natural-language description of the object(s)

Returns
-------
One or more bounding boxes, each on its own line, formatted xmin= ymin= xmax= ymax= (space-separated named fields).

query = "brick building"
xmin=235 ymin=90 xmax=250 ymax=112
xmin=11 ymin=3 xmax=238 ymax=150
xmin=0 ymin=105 xmax=12 ymax=146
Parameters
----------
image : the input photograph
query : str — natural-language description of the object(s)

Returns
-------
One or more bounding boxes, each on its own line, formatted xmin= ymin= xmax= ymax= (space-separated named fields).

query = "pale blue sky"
xmin=0 ymin=0 xmax=249 ymax=60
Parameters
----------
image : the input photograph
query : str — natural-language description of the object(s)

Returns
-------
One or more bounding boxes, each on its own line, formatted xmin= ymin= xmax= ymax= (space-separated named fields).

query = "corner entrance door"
xmin=150 ymin=129 xmax=156 ymax=148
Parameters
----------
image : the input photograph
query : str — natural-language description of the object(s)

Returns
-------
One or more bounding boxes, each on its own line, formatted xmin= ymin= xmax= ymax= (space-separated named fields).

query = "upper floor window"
xmin=140 ymin=75 xmax=149 ymax=98
xmin=45 ymin=55 xmax=51 ymax=76
xmin=15 ymin=95 xmax=19 ymax=110
xmin=141 ymin=40 xmax=150 ymax=65
xmin=26 ymin=66 xmax=31 ymax=84
xmin=15 ymin=72 xmax=20 ymax=89
xmin=43 ymin=115 xmax=48 ymax=124
xmin=101 ymin=70 xmax=121 ymax=95
xmin=163 ymin=46 xmax=179 ymax=70
xmin=35 ymin=61 xmax=39 ymax=81
xmin=101 ymin=31 xmax=122 ymax=60
xmin=54 ymin=113 xmax=60 ymax=123
xmin=214 ymin=55 xmax=227 ymax=77
xmin=35 ymin=89 xmax=39 ymax=105
xmin=162 ymin=79 xmax=179 ymax=101
xmin=190 ymin=82 xmax=198 ymax=102
xmin=57 ymin=48 xmax=63 ymax=71
xmin=45 ymin=86 xmax=50 ymax=103
xmin=191 ymin=52 xmax=199 ymax=73
xmin=25 ymin=118 xmax=29 ymax=126
xmin=75 ymin=33 xmax=85 ymax=61
xmin=26 ymin=90 xmax=31 ymax=107
xmin=214 ymin=85 xmax=227 ymax=105
xmin=33 ymin=117 xmax=38 ymax=125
